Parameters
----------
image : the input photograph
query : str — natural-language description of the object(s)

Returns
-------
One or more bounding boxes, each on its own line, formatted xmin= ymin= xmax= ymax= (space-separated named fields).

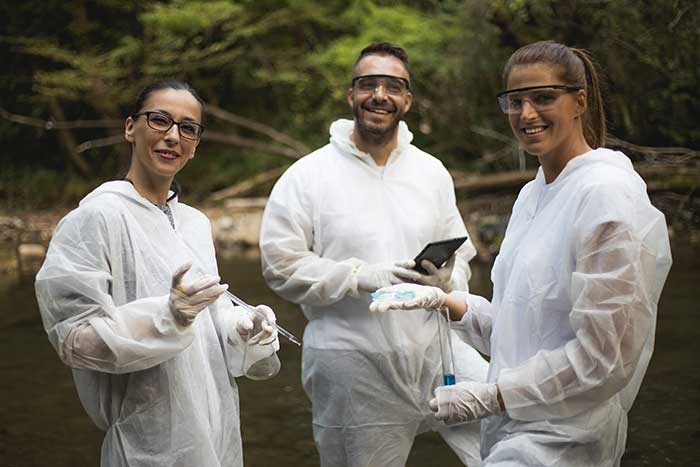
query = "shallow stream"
xmin=0 ymin=244 xmax=697 ymax=466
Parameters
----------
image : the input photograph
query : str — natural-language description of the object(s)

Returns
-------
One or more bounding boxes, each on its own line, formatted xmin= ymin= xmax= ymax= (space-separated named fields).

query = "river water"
xmin=0 ymin=243 xmax=697 ymax=466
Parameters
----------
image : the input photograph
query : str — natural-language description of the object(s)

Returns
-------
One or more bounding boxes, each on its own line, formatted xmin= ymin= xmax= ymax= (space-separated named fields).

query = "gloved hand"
xmin=235 ymin=304 xmax=279 ymax=345
xmin=369 ymin=283 xmax=447 ymax=313
xmin=169 ymin=261 xmax=229 ymax=327
xmin=355 ymin=261 xmax=422 ymax=292
xmin=429 ymin=382 xmax=503 ymax=425
xmin=414 ymin=254 xmax=456 ymax=292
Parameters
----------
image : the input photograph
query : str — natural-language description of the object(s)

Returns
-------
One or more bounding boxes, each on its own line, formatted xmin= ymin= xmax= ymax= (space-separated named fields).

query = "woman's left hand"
xmin=235 ymin=304 xmax=278 ymax=345
xmin=369 ymin=283 xmax=447 ymax=313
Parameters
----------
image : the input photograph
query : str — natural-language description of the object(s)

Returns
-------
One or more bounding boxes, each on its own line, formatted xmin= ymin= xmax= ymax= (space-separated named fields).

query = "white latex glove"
xmin=429 ymin=382 xmax=503 ymax=425
xmin=169 ymin=261 xmax=228 ymax=327
xmin=236 ymin=304 xmax=278 ymax=345
xmin=414 ymin=254 xmax=456 ymax=292
xmin=355 ymin=260 xmax=422 ymax=292
xmin=369 ymin=283 xmax=447 ymax=313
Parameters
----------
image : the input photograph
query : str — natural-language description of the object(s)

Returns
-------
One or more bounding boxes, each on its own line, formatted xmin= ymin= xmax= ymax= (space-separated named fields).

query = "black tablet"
xmin=413 ymin=236 xmax=469 ymax=274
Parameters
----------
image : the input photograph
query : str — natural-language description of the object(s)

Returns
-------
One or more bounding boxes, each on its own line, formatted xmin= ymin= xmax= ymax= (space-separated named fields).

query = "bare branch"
xmin=76 ymin=135 xmax=125 ymax=154
xmin=205 ymin=104 xmax=309 ymax=154
xmin=607 ymin=136 xmax=700 ymax=165
xmin=451 ymin=169 xmax=537 ymax=193
xmin=207 ymin=166 xmax=288 ymax=202
xmin=470 ymin=125 xmax=516 ymax=145
xmin=0 ymin=107 xmax=122 ymax=129
xmin=668 ymin=6 xmax=689 ymax=31
xmin=203 ymin=130 xmax=304 ymax=159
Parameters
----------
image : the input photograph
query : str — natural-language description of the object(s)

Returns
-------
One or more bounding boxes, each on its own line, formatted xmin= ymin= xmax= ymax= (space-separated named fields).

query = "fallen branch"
xmin=451 ymin=169 xmax=536 ymax=193
xmin=203 ymin=131 xmax=304 ymax=159
xmin=207 ymin=166 xmax=289 ymax=202
xmin=0 ymin=106 xmax=122 ymax=129
xmin=607 ymin=136 xmax=700 ymax=162
xmin=451 ymin=164 xmax=700 ymax=195
xmin=205 ymin=105 xmax=309 ymax=154
xmin=76 ymin=135 xmax=124 ymax=153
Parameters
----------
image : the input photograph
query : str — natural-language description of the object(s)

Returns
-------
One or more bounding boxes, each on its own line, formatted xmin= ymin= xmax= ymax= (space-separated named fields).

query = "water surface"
xmin=0 ymin=245 xmax=697 ymax=466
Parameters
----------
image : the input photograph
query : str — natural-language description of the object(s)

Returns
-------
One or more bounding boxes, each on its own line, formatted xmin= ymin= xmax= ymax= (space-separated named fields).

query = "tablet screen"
xmin=413 ymin=236 xmax=468 ymax=274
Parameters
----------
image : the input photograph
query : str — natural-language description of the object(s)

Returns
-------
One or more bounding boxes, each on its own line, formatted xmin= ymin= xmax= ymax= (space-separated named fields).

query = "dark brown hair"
xmin=354 ymin=42 xmax=411 ymax=77
xmin=502 ymin=41 xmax=606 ymax=148
xmin=131 ymin=79 xmax=205 ymax=125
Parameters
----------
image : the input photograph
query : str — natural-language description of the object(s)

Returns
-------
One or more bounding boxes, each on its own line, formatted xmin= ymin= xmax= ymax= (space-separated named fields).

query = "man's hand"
xmin=169 ymin=261 xmax=228 ymax=327
xmin=355 ymin=261 xmax=422 ymax=292
xmin=414 ymin=254 xmax=456 ymax=292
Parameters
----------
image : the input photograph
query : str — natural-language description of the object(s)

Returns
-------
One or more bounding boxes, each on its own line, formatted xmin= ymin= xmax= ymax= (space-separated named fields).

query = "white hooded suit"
xmin=260 ymin=119 xmax=488 ymax=466
xmin=452 ymin=149 xmax=672 ymax=466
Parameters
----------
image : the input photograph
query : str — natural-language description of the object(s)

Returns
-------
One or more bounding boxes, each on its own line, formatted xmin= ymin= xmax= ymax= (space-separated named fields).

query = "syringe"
xmin=225 ymin=290 xmax=303 ymax=346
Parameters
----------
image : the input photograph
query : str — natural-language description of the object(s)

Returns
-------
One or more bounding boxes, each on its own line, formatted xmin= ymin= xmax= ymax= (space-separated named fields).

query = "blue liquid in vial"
xmin=371 ymin=290 xmax=416 ymax=301
xmin=443 ymin=374 xmax=456 ymax=386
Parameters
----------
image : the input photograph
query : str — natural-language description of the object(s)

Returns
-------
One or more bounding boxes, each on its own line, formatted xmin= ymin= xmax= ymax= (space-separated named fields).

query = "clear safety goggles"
xmin=496 ymin=84 xmax=582 ymax=114
xmin=352 ymin=74 xmax=411 ymax=95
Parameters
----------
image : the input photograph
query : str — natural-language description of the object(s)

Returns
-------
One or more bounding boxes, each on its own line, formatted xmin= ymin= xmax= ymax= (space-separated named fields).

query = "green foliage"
xmin=0 ymin=168 xmax=102 ymax=211
xmin=2 ymin=0 xmax=699 ymax=209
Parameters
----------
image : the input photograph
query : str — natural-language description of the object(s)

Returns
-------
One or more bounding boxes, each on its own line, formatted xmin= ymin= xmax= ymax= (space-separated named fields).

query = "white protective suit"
xmin=35 ymin=181 xmax=276 ymax=467
xmin=260 ymin=119 xmax=489 ymax=466
xmin=451 ymin=148 xmax=672 ymax=466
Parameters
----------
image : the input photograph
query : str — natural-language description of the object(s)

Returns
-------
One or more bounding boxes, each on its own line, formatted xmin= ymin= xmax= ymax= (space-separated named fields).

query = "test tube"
xmin=436 ymin=308 xmax=456 ymax=385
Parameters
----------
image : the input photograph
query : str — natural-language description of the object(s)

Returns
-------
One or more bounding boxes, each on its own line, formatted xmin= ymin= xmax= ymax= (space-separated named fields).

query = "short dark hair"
xmin=354 ymin=42 xmax=411 ymax=77
xmin=131 ymin=79 xmax=205 ymax=124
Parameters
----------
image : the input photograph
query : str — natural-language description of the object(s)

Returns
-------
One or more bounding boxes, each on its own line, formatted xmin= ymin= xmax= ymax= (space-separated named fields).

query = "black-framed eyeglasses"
xmin=133 ymin=111 xmax=205 ymax=140
xmin=352 ymin=74 xmax=411 ymax=95
xmin=496 ymin=84 xmax=583 ymax=114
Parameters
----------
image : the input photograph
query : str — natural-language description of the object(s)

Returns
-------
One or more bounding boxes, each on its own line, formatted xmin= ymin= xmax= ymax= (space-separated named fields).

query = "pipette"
xmin=225 ymin=290 xmax=303 ymax=346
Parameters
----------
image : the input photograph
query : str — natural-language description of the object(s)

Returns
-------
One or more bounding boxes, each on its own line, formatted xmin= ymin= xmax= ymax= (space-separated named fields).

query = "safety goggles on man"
xmin=133 ymin=111 xmax=205 ymax=140
xmin=352 ymin=74 xmax=411 ymax=95
xmin=496 ymin=84 xmax=582 ymax=115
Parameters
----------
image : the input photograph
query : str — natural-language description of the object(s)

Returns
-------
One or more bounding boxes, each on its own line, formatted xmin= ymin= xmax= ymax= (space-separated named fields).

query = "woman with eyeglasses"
xmin=369 ymin=41 xmax=672 ymax=466
xmin=35 ymin=80 xmax=279 ymax=466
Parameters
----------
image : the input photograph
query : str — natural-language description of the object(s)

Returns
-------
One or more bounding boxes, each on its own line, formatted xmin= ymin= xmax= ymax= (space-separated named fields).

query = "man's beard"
xmin=353 ymin=104 xmax=403 ymax=146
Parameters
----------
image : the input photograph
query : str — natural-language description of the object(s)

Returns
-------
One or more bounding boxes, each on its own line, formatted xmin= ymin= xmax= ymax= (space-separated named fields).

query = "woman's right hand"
xmin=369 ymin=283 xmax=447 ymax=313
xmin=169 ymin=261 xmax=228 ymax=326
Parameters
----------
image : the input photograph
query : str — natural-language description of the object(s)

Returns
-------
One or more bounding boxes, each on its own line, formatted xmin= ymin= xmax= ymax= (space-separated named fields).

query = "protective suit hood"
xmin=80 ymin=180 xmax=177 ymax=208
xmin=329 ymin=118 xmax=414 ymax=166
xmin=539 ymin=147 xmax=645 ymax=191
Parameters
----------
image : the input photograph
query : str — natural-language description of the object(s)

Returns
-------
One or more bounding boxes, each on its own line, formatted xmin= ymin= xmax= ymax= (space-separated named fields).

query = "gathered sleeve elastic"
xmin=260 ymin=163 xmax=362 ymax=306
xmin=35 ymin=209 xmax=194 ymax=374
xmin=448 ymin=291 xmax=496 ymax=355
xmin=497 ymin=185 xmax=667 ymax=421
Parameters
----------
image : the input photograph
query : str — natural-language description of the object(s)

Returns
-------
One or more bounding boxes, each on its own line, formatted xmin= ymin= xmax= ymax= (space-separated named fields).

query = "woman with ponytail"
xmin=369 ymin=41 xmax=672 ymax=466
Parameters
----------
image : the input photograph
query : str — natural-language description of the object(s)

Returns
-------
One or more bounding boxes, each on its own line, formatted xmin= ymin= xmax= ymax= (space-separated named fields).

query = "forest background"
xmin=1 ymin=0 xmax=698 ymax=210
xmin=1 ymin=3 xmax=699 ymax=465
